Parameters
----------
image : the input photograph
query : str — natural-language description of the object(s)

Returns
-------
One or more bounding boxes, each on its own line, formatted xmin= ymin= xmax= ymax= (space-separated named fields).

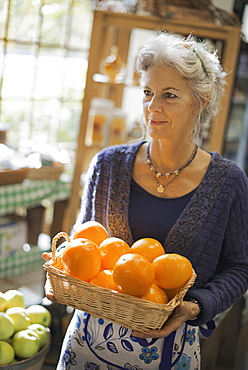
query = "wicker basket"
xmin=43 ymin=232 xmax=197 ymax=333
xmin=137 ymin=0 xmax=240 ymax=26
xmin=138 ymin=0 xmax=212 ymax=15
xmin=0 ymin=168 xmax=29 ymax=186
xmin=28 ymin=164 xmax=64 ymax=180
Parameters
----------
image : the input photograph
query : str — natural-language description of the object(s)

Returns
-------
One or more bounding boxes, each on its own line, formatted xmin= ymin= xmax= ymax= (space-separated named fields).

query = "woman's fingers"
xmin=42 ymin=252 xmax=52 ymax=261
xmin=132 ymin=301 xmax=200 ymax=338
xmin=44 ymin=273 xmax=56 ymax=302
xmin=132 ymin=314 xmax=183 ymax=338
xmin=132 ymin=314 xmax=184 ymax=339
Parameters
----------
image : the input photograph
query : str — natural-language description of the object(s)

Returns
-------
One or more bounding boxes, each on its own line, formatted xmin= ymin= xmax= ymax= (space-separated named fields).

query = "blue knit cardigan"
xmin=74 ymin=141 xmax=248 ymax=326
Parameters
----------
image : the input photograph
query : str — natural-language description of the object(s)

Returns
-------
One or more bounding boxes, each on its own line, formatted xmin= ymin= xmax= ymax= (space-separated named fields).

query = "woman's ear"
xmin=201 ymin=93 xmax=210 ymax=112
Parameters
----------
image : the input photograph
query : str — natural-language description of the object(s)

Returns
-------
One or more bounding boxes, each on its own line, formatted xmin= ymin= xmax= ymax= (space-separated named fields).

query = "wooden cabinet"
xmin=65 ymin=10 xmax=241 ymax=231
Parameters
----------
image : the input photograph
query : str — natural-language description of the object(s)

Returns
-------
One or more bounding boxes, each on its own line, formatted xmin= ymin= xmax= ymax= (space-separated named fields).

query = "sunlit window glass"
xmin=0 ymin=0 xmax=93 ymax=157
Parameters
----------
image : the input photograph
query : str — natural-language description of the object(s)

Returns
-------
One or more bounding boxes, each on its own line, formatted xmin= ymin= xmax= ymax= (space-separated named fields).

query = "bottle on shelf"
xmin=100 ymin=45 xmax=126 ymax=84
xmin=85 ymin=98 xmax=115 ymax=148
xmin=109 ymin=108 xmax=127 ymax=146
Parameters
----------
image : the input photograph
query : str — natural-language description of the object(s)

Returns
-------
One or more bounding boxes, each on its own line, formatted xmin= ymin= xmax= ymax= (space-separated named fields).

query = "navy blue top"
xmin=129 ymin=178 xmax=196 ymax=246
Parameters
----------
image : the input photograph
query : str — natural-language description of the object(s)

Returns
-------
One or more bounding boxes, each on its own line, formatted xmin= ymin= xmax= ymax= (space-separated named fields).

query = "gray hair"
xmin=135 ymin=31 xmax=227 ymax=142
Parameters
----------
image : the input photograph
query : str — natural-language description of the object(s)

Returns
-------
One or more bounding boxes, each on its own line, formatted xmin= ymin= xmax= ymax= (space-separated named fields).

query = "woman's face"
xmin=142 ymin=65 xmax=197 ymax=143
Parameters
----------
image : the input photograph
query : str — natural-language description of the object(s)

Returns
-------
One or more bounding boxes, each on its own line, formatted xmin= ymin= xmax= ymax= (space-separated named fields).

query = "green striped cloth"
xmin=0 ymin=178 xmax=71 ymax=280
xmin=0 ymin=179 xmax=71 ymax=216
xmin=0 ymin=246 xmax=46 ymax=279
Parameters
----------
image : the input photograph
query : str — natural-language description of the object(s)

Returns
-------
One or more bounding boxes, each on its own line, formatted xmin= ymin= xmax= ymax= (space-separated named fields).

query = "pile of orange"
xmin=60 ymin=221 xmax=193 ymax=305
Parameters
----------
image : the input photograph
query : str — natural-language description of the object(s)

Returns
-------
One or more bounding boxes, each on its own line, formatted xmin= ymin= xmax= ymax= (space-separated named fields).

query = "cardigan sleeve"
xmin=186 ymin=170 xmax=248 ymax=326
xmin=72 ymin=152 xmax=102 ymax=234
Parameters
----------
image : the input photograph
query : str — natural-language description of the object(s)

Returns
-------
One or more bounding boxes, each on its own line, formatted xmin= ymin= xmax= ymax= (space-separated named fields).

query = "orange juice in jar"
xmin=85 ymin=98 xmax=115 ymax=147
xmin=109 ymin=109 xmax=127 ymax=146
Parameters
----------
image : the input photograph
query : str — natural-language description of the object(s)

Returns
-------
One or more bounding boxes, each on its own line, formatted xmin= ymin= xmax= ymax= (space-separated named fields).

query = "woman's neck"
xmin=148 ymin=139 xmax=196 ymax=174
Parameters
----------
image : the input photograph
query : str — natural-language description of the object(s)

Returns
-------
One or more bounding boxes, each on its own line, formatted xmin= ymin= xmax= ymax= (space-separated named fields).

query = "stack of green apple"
xmin=0 ymin=289 xmax=52 ymax=366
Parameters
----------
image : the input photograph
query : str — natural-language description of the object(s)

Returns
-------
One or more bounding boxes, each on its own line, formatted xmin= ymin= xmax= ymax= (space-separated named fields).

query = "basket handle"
xmin=51 ymin=231 xmax=70 ymax=259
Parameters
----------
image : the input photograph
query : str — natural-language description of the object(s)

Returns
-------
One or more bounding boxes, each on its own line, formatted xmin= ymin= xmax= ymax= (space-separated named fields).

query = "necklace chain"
xmin=146 ymin=143 xmax=198 ymax=194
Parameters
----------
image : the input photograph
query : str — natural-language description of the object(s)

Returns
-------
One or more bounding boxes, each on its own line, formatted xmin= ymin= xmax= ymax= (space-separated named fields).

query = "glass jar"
xmin=109 ymin=108 xmax=127 ymax=146
xmin=85 ymin=98 xmax=115 ymax=147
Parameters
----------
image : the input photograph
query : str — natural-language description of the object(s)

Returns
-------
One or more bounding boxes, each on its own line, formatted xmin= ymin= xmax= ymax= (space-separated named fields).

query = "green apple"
xmin=12 ymin=329 xmax=40 ymax=358
xmin=0 ymin=312 xmax=14 ymax=340
xmin=26 ymin=305 xmax=52 ymax=327
xmin=4 ymin=290 xmax=25 ymax=309
xmin=0 ymin=292 xmax=7 ymax=312
xmin=28 ymin=323 xmax=49 ymax=349
xmin=6 ymin=307 xmax=31 ymax=332
xmin=0 ymin=340 xmax=15 ymax=365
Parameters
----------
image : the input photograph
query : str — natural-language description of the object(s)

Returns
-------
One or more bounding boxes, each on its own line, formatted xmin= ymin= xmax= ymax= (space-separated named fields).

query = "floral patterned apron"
xmin=56 ymin=310 xmax=201 ymax=370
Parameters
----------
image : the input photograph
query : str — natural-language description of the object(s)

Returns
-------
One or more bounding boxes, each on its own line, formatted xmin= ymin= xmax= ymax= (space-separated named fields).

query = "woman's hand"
xmin=42 ymin=252 xmax=52 ymax=262
xmin=42 ymin=252 xmax=56 ymax=302
xmin=132 ymin=300 xmax=200 ymax=338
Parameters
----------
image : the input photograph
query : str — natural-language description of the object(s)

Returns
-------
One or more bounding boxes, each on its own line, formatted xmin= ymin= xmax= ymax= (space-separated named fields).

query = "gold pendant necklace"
xmin=146 ymin=143 xmax=198 ymax=194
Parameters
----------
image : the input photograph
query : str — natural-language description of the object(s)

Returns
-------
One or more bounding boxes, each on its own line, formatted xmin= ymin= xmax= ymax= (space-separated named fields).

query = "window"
xmin=0 ymin=0 xmax=93 ymax=164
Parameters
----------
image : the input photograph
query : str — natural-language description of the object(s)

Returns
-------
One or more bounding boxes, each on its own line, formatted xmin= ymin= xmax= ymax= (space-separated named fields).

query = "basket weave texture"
xmin=137 ymin=0 xmax=240 ymax=26
xmin=44 ymin=232 xmax=197 ymax=333
xmin=0 ymin=168 xmax=29 ymax=186
xmin=138 ymin=0 xmax=210 ymax=14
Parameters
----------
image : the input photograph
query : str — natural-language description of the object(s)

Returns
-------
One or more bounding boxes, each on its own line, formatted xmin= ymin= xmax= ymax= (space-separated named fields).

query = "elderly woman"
xmin=44 ymin=32 xmax=248 ymax=369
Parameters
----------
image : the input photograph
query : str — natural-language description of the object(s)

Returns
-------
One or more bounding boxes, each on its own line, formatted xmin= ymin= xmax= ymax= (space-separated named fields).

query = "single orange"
xmin=139 ymin=283 xmax=169 ymax=304
xmin=62 ymin=238 xmax=101 ymax=281
xmin=72 ymin=221 xmax=109 ymax=246
xmin=99 ymin=237 xmax=131 ymax=269
xmin=112 ymin=253 xmax=155 ymax=296
xmin=89 ymin=270 xmax=118 ymax=291
xmin=130 ymin=237 xmax=165 ymax=263
xmin=152 ymin=253 xmax=193 ymax=290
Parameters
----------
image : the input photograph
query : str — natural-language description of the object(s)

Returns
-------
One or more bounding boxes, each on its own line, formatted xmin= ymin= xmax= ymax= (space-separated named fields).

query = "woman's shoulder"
xmin=211 ymin=151 xmax=248 ymax=189
xmin=87 ymin=141 xmax=146 ymax=176
xmin=96 ymin=141 xmax=145 ymax=161
xmin=212 ymin=151 xmax=246 ymax=173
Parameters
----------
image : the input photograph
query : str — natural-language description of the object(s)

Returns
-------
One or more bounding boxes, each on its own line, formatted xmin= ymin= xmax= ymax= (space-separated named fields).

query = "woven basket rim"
xmin=43 ymin=259 xmax=197 ymax=310
xmin=0 ymin=167 xmax=30 ymax=185
xmin=0 ymin=167 xmax=29 ymax=173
